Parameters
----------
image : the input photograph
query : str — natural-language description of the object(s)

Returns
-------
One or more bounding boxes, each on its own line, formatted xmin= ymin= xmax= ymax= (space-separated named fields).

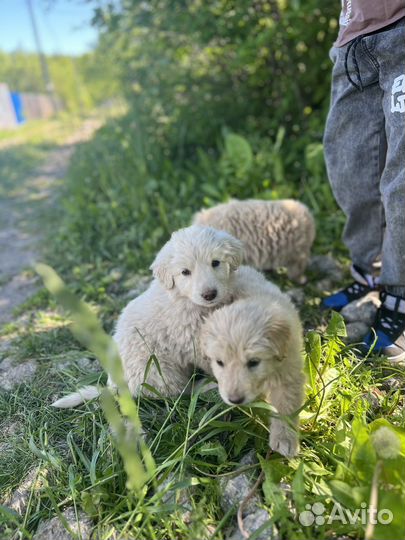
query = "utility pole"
xmin=26 ymin=0 xmax=59 ymax=113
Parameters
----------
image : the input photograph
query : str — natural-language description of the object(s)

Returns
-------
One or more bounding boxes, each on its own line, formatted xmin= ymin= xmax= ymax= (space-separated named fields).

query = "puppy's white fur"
xmin=53 ymin=227 xmax=304 ymax=458
xmin=52 ymin=225 xmax=244 ymax=407
xmin=193 ymin=198 xmax=315 ymax=283
xmin=200 ymin=268 xmax=305 ymax=457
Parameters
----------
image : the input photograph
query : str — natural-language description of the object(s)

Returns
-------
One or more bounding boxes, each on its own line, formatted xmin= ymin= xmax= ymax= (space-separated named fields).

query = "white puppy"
xmin=52 ymin=225 xmax=244 ymax=407
xmin=193 ymin=198 xmax=315 ymax=283
xmin=200 ymin=268 xmax=305 ymax=457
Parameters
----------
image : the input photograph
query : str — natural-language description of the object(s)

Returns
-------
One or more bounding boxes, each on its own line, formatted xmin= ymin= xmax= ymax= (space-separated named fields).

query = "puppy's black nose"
xmin=202 ymin=289 xmax=217 ymax=301
xmin=229 ymin=395 xmax=245 ymax=405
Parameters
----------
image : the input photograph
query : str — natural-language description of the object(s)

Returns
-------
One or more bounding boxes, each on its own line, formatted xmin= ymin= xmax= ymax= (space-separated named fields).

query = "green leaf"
xmin=329 ymin=480 xmax=360 ymax=509
xmin=374 ymin=490 xmax=405 ymax=540
xmin=350 ymin=418 xmax=377 ymax=481
xmin=223 ymin=132 xmax=253 ymax=175
xmin=326 ymin=311 xmax=347 ymax=338
xmin=292 ymin=462 xmax=306 ymax=512
xmin=305 ymin=143 xmax=325 ymax=179
xmin=196 ymin=441 xmax=227 ymax=464
xmin=233 ymin=430 xmax=250 ymax=457
xmin=36 ymin=263 xmax=155 ymax=491
xmin=260 ymin=457 xmax=291 ymax=519
xmin=305 ymin=330 xmax=321 ymax=393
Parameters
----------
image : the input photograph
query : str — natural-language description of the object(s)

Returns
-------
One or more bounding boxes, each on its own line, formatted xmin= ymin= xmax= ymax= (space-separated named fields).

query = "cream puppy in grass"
xmin=53 ymin=225 xmax=304 ymax=458
xmin=53 ymin=225 xmax=245 ymax=407
xmin=201 ymin=268 xmax=305 ymax=457
xmin=193 ymin=198 xmax=315 ymax=283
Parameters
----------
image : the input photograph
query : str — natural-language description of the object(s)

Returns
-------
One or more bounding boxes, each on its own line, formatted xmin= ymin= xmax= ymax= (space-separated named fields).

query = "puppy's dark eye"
xmin=212 ymin=260 xmax=220 ymax=268
xmin=247 ymin=358 xmax=261 ymax=369
xmin=182 ymin=269 xmax=191 ymax=276
xmin=216 ymin=359 xmax=224 ymax=367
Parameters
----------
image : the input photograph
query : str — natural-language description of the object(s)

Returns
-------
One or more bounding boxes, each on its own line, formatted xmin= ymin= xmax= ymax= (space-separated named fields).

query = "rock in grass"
xmin=0 ymin=357 xmax=37 ymax=391
xmin=362 ymin=390 xmax=382 ymax=412
xmin=156 ymin=472 xmax=192 ymax=510
xmin=220 ymin=473 xmax=259 ymax=516
xmin=239 ymin=449 xmax=258 ymax=467
xmin=0 ymin=421 xmax=21 ymax=453
xmin=340 ymin=292 xmax=379 ymax=325
xmin=344 ymin=321 xmax=369 ymax=344
xmin=57 ymin=354 xmax=101 ymax=373
xmin=226 ymin=509 xmax=274 ymax=540
xmin=220 ymin=452 xmax=260 ymax=516
xmin=33 ymin=508 xmax=92 ymax=540
xmin=156 ymin=473 xmax=220 ymax=537
xmin=308 ymin=255 xmax=343 ymax=282
xmin=221 ymin=451 xmax=278 ymax=540
xmin=6 ymin=468 xmax=41 ymax=515
xmin=380 ymin=376 xmax=403 ymax=392
xmin=286 ymin=288 xmax=305 ymax=307
xmin=315 ymin=278 xmax=335 ymax=294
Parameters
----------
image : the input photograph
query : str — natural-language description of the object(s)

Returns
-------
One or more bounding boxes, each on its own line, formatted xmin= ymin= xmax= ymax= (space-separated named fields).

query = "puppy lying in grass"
xmin=193 ymin=198 xmax=315 ymax=283
xmin=53 ymin=225 xmax=245 ymax=406
xmin=201 ymin=268 xmax=305 ymax=457
xmin=53 ymin=226 xmax=304 ymax=458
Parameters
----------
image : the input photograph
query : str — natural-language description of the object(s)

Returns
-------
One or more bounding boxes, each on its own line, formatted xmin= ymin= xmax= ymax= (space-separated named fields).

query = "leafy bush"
xmin=53 ymin=0 xmax=345 ymax=273
xmin=55 ymin=119 xmax=343 ymax=277
xmin=94 ymin=0 xmax=338 ymax=152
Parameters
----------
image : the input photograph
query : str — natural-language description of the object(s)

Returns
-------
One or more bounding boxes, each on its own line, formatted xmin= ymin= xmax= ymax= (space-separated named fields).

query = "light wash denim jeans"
xmin=324 ymin=18 xmax=405 ymax=295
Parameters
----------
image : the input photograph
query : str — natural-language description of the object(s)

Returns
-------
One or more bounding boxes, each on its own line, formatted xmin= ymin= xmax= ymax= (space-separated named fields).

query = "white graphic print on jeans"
xmin=391 ymin=74 xmax=405 ymax=113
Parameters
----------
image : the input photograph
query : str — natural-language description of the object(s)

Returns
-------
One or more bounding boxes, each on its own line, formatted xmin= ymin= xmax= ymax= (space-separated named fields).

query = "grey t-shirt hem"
xmin=335 ymin=11 xmax=405 ymax=47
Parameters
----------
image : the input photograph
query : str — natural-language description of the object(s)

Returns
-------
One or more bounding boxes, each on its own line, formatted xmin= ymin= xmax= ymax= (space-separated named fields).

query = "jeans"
xmin=324 ymin=18 xmax=405 ymax=293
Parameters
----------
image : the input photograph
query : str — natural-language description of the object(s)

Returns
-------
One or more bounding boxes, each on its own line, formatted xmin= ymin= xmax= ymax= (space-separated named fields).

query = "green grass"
xmin=0 ymin=115 xmax=86 ymax=241
xmin=0 ymin=143 xmax=52 ymax=200
xmin=0 ymin=115 xmax=84 ymax=146
xmin=1 ymin=296 xmax=404 ymax=539
xmin=1 ymin=115 xmax=404 ymax=540
xmin=0 ymin=116 xmax=84 ymax=188
xmin=48 ymin=116 xmax=346 ymax=281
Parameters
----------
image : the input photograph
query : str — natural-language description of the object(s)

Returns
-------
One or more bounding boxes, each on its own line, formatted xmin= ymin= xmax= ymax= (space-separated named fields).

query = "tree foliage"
xmin=92 ymin=0 xmax=338 ymax=159
xmin=56 ymin=1 xmax=343 ymax=267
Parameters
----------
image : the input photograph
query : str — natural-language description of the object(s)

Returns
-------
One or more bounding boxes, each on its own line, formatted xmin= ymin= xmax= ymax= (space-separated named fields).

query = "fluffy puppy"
xmin=193 ymin=199 xmax=315 ymax=283
xmin=52 ymin=225 xmax=244 ymax=407
xmin=200 ymin=268 xmax=304 ymax=457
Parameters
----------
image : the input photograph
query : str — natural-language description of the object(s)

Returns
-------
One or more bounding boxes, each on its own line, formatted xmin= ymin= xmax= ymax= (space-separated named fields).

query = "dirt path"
xmin=0 ymin=119 xmax=101 ymax=326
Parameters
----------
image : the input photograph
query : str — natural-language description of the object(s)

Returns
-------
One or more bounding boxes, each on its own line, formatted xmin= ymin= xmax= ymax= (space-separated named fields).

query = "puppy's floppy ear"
xmin=265 ymin=314 xmax=291 ymax=361
xmin=150 ymin=239 xmax=175 ymax=289
xmin=219 ymin=232 xmax=244 ymax=271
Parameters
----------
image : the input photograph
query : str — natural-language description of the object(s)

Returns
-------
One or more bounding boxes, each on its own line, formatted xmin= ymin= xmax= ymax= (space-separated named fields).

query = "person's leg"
xmin=322 ymin=41 xmax=386 ymax=310
xmin=324 ymin=43 xmax=386 ymax=272
xmin=362 ymin=20 xmax=405 ymax=360
xmin=376 ymin=20 xmax=405 ymax=294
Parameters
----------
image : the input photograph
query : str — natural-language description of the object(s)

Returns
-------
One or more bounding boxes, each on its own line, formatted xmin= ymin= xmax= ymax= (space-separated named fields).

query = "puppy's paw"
xmin=269 ymin=419 xmax=299 ymax=458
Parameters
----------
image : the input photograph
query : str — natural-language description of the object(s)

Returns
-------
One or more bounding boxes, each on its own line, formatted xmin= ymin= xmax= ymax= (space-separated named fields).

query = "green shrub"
xmin=54 ymin=0 xmax=345 ymax=273
xmin=56 ymin=121 xmax=343 ymax=276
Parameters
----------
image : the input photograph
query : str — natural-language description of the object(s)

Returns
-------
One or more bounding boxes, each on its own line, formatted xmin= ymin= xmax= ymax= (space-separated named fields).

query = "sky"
xmin=0 ymin=0 xmax=100 ymax=56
